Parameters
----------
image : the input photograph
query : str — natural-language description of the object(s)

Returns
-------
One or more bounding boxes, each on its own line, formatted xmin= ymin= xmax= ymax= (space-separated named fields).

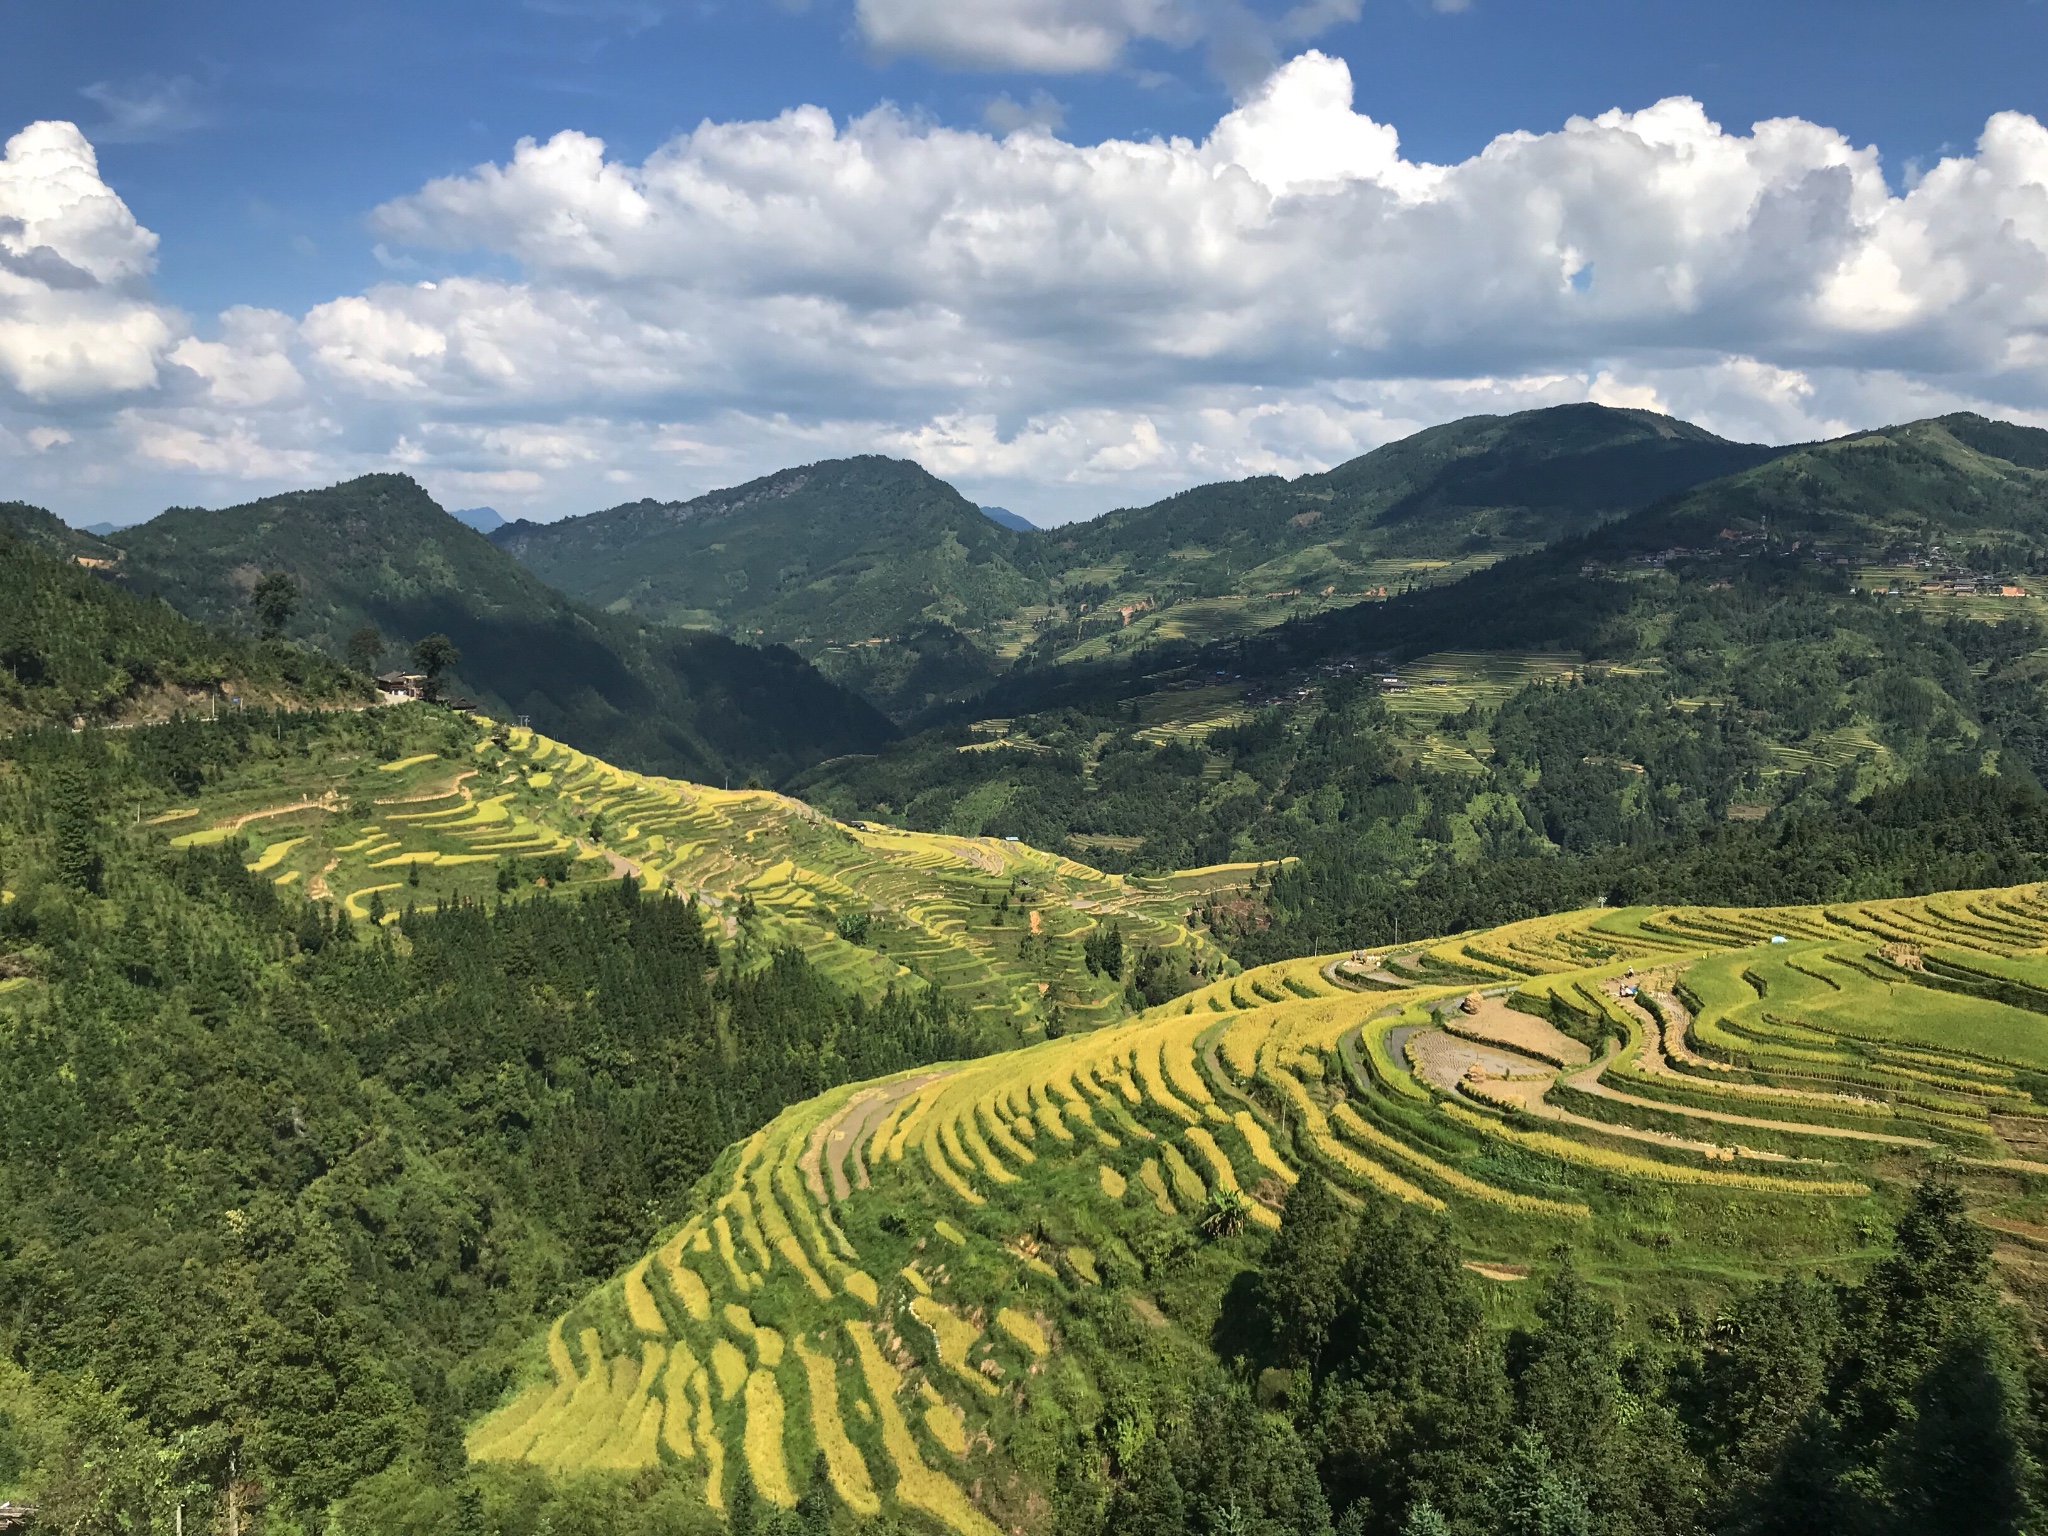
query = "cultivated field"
xmin=471 ymin=879 xmax=2048 ymax=1526
xmin=148 ymin=711 xmax=1229 ymax=1033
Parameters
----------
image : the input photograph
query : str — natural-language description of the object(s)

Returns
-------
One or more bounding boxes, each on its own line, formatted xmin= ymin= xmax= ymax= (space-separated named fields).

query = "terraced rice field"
xmin=148 ymin=714 xmax=1227 ymax=1032
xmin=472 ymin=880 xmax=2048 ymax=1526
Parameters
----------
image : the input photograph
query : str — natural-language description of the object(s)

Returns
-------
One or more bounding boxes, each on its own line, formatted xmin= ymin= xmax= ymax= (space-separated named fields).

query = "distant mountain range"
xmin=491 ymin=404 xmax=1790 ymax=719
xmin=450 ymin=505 xmax=505 ymax=533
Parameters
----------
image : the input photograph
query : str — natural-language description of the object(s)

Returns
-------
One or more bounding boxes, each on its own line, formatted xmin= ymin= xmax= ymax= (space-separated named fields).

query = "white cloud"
xmin=78 ymin=76 xmax=211 ymax=144
xmin=854 ymin=0 xmax=1200 ymax=71
xmin=6 ymin=53 xmax=2048 ymax=525
xmin=0 ymin=121 xmax=180 ymax=403
xmin=984 ymin=90 xmax=1068 ymax=135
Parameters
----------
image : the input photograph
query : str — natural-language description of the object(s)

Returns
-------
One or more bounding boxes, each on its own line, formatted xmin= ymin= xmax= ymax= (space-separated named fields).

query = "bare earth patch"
xmin=1405 ymin=1029 xmax=1554 ymax=1094
xmin=1440 ymin=996 xmax=1590 ymax=1068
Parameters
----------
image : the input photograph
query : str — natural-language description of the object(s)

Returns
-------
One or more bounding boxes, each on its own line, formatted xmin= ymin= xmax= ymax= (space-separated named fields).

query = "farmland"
xmin=144 ymin=708 xmax=1232 ymax=1033
xmin=472 ymin=877 xmax=2048 ymax=1526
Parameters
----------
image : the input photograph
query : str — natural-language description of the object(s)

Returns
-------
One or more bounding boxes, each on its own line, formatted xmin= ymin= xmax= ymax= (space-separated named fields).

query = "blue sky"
xmin=2 ymin=0 xmax=2047 ymax=524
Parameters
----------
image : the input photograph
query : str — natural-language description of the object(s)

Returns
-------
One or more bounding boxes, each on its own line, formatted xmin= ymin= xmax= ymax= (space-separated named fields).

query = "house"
xmin=376 ymin=672 xmax=427 ymax=700
xmin=0 ymin=1503 xmax=36 ymax=1530
xmin=2000 ymin=585 xmax=2030 ymax=598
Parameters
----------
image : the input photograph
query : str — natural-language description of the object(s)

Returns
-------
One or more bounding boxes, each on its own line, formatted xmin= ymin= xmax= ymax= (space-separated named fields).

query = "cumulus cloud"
xmin=4 ymin=53 xmax=2048 ymax=524
xmin=0 ymin=120 xmax=179 ymax=402
xmin=851 ymin=0 xmax=1365 ymax=84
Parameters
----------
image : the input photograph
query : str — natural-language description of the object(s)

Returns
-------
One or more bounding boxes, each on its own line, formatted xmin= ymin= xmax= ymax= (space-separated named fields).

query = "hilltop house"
xmin=376 ymin=671 xmax=427 ymax=700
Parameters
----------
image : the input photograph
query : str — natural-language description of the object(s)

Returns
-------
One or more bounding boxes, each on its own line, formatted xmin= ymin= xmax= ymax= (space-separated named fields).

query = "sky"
xmin=2 ymin=0 xmax=2046 ymax=528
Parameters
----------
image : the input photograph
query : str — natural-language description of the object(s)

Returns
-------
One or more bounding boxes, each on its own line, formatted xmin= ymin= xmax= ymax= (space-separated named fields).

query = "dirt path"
xmin=215 ymin=791 xmax=342 ymax=832
xmin=1322 ymin=957 xmax=1410 ymax=991
xmin=1198 ymin=1021 xmax=1274 ymax=1124
xmin=375 ymin=768 xmax=477 ymax=807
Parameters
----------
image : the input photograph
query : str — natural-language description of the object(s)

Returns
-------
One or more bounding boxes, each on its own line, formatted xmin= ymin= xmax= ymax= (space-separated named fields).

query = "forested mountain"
xmin=1035 ymin=402 xmax=1787 ymax=608
xmin=494 ymin=459 xmax=1038 ymax=717
xmin=99 ymin=474 xmax=895 ymax=783
xmin=796 ymin=413 xmax=2048 ymax=958
xmin=0 ymin=526 xmax=366 ymax=730
xmin=492 ymin=407 xmax=1780 ymax=719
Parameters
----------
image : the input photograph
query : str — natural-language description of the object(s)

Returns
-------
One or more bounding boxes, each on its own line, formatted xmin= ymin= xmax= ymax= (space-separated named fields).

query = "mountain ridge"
xmin=105 ymin=473 xmax=896 ymax=783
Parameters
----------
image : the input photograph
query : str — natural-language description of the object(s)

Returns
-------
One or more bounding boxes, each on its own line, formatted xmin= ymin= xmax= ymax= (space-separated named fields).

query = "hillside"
xmin=797 ymin=414 xmax=2048 ymax=960
xmin=5 ymin=699 xmax=2048 ymax=1534
xmin=0 ymin=525 xmax=367 ymax=729
xmin=492 ymin=408 xmax=1780 ymax=719
xmin=150 ymin=716 xmax=1235 ymax=1035
xmin=473 ymin=884 xmax=2048 ymax=1535
xmin=0 ymin=702 xmax=1253 ymax=1530
xmin=494 ymin=458 xmax=1040 ymax=717
xmin=101 ymin=474 xmax=895 ymax=783
xmin=1019 ymin=402 xmax=1787 ymax=666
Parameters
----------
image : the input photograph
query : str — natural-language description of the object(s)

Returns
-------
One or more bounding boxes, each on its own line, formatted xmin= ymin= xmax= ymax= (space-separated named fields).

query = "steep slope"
xmin=0 ymin=524 xmax=366 ymax=729
xmin=494 ymin=410 xmax=1777 ymax=716
xmin=473 ymin=883 xmax=2048 ymax=1530
xmin=0 ymin=500 xmax=123 ymax=564
xmin=169 ymin=718 xmax=1234 ymax=1034
xmin=108 ymin=474 xmax=895 ymax=783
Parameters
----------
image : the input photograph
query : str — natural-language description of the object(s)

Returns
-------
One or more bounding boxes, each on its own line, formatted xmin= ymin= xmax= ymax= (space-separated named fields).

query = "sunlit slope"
xmin=153 ymin=714 xmax=1229 ymax=1030
xmin=471 ymin=883 xmax=2048 ymax=1526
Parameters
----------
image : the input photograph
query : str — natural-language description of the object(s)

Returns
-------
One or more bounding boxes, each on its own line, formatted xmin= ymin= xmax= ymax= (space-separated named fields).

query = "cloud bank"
xmin=3 ymin=53 xmax=2047 ymax=523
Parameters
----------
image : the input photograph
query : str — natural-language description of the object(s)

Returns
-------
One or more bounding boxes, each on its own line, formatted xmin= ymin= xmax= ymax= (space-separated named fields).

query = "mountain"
xmin=2 ymin=500 xmax=123 ymax=564
xmin=997 ymin=403 xmax=1789 ymax=665
xmin=0 ymin=521 xmax=366 ymax=730
xmin=450 ymin=505 xmax=505 ymax=533
xmin=494 ymin=457 xmax=1043 ymax=721
xmin=1270 ymin=412 xmax=2048 ymax=670
xmin=109 ymin=474 xmax=895 ymax=783
xmin=494 ymin=457 xmax=1038 ymax=643
xmin=795 ymin=410 xmax=2048 ymax=971
xmin=490 ymin=409 xmax=1784 ymax=717
xmin=979 ymin=504 xmax=1037 ymax=531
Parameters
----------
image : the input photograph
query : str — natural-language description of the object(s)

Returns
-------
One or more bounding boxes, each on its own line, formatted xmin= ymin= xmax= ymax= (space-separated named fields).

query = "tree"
xmin=1251 ymin=1173 xmax=1355 ymax=1370
xmin=251 ymin=571 xmax=299 ymax=640
xmin=346 ymin=625 xmax=384 ymax=674
xmin=410 ymin=634 xmax=461 ymax=701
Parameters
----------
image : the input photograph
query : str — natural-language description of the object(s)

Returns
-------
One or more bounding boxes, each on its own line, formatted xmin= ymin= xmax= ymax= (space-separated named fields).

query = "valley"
xmin=6 ymin=400 xmax=2048 ymax=1535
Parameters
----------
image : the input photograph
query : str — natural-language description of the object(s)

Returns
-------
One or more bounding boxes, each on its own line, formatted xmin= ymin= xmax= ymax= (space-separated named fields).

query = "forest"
xmin=0 ymin=710 xmax=984 ymax=1533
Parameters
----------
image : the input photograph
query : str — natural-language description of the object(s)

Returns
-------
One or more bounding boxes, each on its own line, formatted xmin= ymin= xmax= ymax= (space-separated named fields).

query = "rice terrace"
xmin=464 ymin=854 xmax=2048 ymax=1525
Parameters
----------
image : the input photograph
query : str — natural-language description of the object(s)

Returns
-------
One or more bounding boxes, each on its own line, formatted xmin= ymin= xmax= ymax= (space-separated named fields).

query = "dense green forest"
xmin=92 ymin=475 xmax=895 ymax=783
xmin=0 ymin=709 xmax=984 ymax=1532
